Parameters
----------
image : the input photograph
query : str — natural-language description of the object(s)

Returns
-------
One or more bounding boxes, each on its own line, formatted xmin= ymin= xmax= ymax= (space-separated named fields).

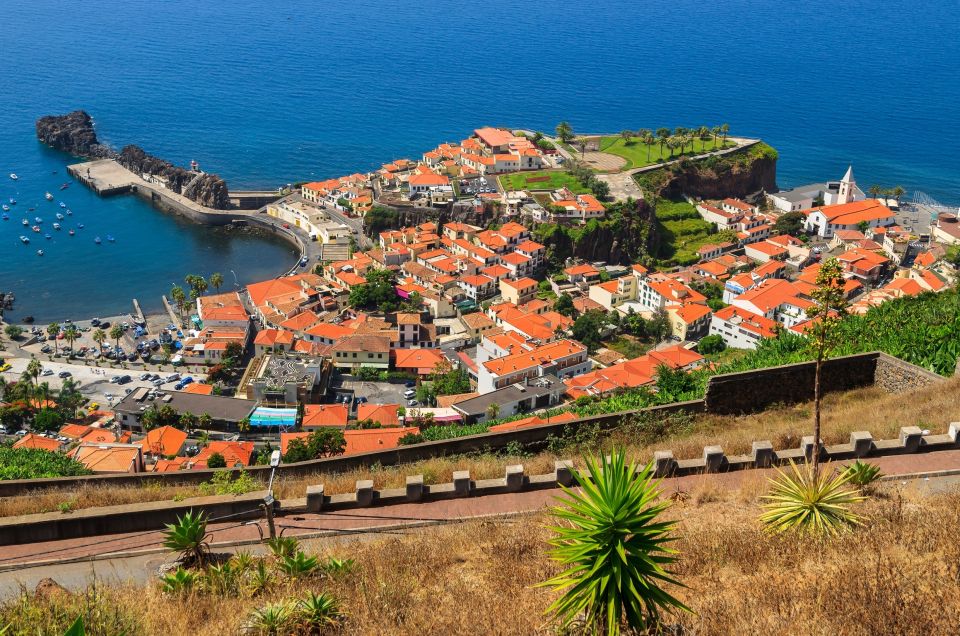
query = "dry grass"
xmin=4 ymin=480 xmax=960 ymax=634
xmin=3 ymin=376 xmax=958 ymax=519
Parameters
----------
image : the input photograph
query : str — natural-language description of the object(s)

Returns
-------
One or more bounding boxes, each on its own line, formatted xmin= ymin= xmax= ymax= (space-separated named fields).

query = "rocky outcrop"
xmin=35 ymin=110 xmax=113 ymax=159
xmin=117 ymin=145 xmax=230 ymax=209
xmin=638 ymin=143 xmax=779 ymax=201
xmin=36 ymin=111 xmax=231 ymax=209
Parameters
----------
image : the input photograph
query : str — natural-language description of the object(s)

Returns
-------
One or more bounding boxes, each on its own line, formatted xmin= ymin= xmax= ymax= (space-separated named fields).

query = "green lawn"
xmin=654 ymin=199 xmax=729 ymax=266
xmin=597 ymin=136 xmax=733 ymax=170
xmin=604 ymin=335 xmax=651 ymax=360
xmin=499 ymin=170 xmax=590 ymax=193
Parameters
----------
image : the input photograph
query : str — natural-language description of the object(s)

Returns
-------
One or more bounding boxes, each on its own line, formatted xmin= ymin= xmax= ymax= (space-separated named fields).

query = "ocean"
xmin=2 ymin=0 xmax=958 ymax=321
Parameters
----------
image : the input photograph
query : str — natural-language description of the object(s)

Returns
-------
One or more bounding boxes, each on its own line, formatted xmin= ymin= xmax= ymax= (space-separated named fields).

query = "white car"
xmin=41 ymin=369 xmax=54 ymax=376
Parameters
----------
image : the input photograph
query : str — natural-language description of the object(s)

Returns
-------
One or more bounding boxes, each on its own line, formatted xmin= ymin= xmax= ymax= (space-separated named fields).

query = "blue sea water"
xmin=2 ymin=0 xmax=958 ymax=321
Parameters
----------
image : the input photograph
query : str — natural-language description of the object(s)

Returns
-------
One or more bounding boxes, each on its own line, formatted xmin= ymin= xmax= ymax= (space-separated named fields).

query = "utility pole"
xmin=262 ymin=450 xmax=281 ymax=540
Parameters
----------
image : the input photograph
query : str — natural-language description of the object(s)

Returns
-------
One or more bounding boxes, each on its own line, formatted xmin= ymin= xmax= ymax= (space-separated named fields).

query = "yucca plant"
xmin=162 ymin=510 xmax=210 ymax=567
xmin=203 ymin=561 xmax=241 ymax=596
xmin=159 ymin=567 xmax=199 ymax=595
xmin=279 ymin=551 xmax=320 ymax=578
xmin=230 ymin=550 xmax=257 ymax=575
xmin=297 ymin=591 xmax=345 ymax=629
xmin=266 ymin=536 xmax=300 ymax=560
xmin=760 ymin=461 xmax=865 ymax=535
xmin=246 ymin=602 xmax=293 ymax=635
xmin=842 ymin=460 xmax=883 ymax=490
xmin=538 ymin=449 xmax=689 ymax=635
xmin=248 ymin=560 xmax=274 ymax=596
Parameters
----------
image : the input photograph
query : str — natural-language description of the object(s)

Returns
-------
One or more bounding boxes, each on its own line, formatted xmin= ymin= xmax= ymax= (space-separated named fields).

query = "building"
xmin=767 ymin=166 xmax=865 ymax=213
xmin=71 ymin=443 xmax=145 ymax=474
xmin=453 ymin=375 xmax=565 ymax=423
xmin=301 ymin=404 xmax=349 ymax=429
xmin=564 ymin=345 xmax=704 ymax=399
xmin=357 ymin=403 xmax=401 ymax=427
xmin=330 ymin=334 xmax=391 ymax=370
xmin=709 ymin=305 xmax=779 ymax=349
xmin=137 ymin=425 xmax=187 ymax=457
xmin=477 ymin=339 xmax=589 ymax=393
xmin=238 ymin=354 xmax=330 ymax=404
xmin=114 ymin=387 xmax=256 ymax=432
xmin=499 ymin=277 xmax=538 ymax=305
xmin=804 ymin=199 xmax=896 ymax=238
xmin=393 ymin=347 xmax=446 ymax=376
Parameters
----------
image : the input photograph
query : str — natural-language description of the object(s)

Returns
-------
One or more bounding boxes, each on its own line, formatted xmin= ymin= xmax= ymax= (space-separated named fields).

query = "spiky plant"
xmin=297 ymin=591 xmax=345 ymax=630
xmin=230 ymin=550 xmax=256 ymax=575
xmin=538 ymin=449 xmax=689 ymax=635
xmin=246 ymin=602 xmax=293 ymax=635
xmin=203 ymin=561 xmax=241 ymax=596
xmin=279 ymin=551 xmax=320 ymax=578
xmin=162 ymin=510 xmax=210 ymax=567
xmin=248 ymin=560 xmax=274 ymax=596
xmin=265 ymin=536 xmax=299 ymax=560
xmin=159 ymin=567 xmax=199 ymax=595
xmin=760 ymin=461 xmax=865 ymax=535
xmin=842 ymin=460 xmax=883 ymax=490
xmin=321 ymin=556 xmax=355 ymax=576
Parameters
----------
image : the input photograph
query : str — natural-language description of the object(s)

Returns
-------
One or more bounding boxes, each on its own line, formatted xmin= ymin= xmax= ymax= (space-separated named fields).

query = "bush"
xmin=198 ymin=469 xmax=259 ymax=496
xmin=697 ymin=334 xmax=726 ymax=355
xmin=0 ymin=447 xmax=92 ymax=480
xmin=32 ymin=407 xmax=65 ymax=432
xmin=398 ymin=432 xmax=425 ymax=445
xmin=206 ymin=452 xmax=227 ymax=469
xmin=282 ymin=428 xmax=346 ymax=463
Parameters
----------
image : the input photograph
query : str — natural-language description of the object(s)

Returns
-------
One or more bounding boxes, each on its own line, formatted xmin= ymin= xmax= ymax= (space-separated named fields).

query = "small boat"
xmin=22 ymin=316 xmax=33 ymax=323
xmin=36 ymin=250 xmax=43 ymax=256
xmin=9 ymin=174 xmax=18 ymax=180
xmin=44 ymin=233 xmax=51 ymax=240
xmin=53 ymin=223 xmax=61 ymax=230
xmin=59 ymin=202 xmax=66 ymax=208
xmin=27 ymin=207 xmax=34 ymax=211
xmin=59 ymin=183 xmax=70 ymax=190
xmin=94 ymin=236 xmax=102 ymax=244
xmin=68 ymin=229 xmax=75 ymax=236
xmin=21 ymin=218 xmax=28 ymax=226
xmin=106 ymin=235 xmax=115 ymax=242
xmin=77 ymin=223 xmax=85 ymax=229
xmin=34 ymin=217 xmax=42 ymax=223
xmin=1 ymin=213 xmax=8 ymax=220
xmin=19 ymin=236 xmax=29 ymax=244
xmin=44 ymin=192 xmax=53 ymax=201
xmin=56 ymin=213 xmax=64 ymax=220
xmin=1 ymin=205 xmax=8 ymax=212
xmin=8 ymin=198 xmax=14 ymax=205
xmin=65 ymin=209 xmax=72 ymax=216
xmin=32 ymin=226 xmax=40 ymax=233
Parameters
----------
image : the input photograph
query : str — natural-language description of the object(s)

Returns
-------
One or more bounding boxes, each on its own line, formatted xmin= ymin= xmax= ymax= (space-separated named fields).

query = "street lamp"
xmin=262 ymin=450 xmax=282 ymax=540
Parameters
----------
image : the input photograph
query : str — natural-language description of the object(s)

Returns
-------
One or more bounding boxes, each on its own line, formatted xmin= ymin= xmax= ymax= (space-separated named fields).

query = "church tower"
xmin=837 ymin=165 xmax=855 ymax=204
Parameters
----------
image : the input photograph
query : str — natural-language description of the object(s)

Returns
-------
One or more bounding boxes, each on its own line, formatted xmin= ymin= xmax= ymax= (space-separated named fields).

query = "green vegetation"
xmin=759 ymin=462 xmax=863 ymax=535
xmin=653 ymin=198 xmax=732 ymax=266
xmin=604 ymin=335 xmax=650 ymax=359
xmin=599 ymin=133 xmax=731 ymax=170
xmin=571 ymin=310 xmax=607 ymax=352
xmin=163 ymin=510 xmax=211 ymax=567
xmin=539 ymin=449 xmax=688 ymax=634
xmin=363 ymin=205 xmax=399 ymax=237
xmin=0 ymin=446 xmax=92 ymax=480
xmin=348 ymin=268 xmax=401 ymax=311
xmin=843 ymin=460 xmax=883 ymax=490
xmin=634 ymin=141 xmax=778 ymax=198
xmin=197 ymin=469 xmax=259 ymax=496
xmin=282 ymin=428 xmax=347 ymax=463
xmin=499 ymin=170 xmax=590 ymax=194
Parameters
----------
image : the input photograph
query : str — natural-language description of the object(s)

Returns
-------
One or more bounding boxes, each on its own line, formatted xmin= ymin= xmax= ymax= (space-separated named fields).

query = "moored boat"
xmin=9 ymin=174 xmax=18 ymax=180
xmin=44 ymin=192 xmax=54 ymax=201
xmin=1 ymin=205 xmax=8 ymax=212
xmin=44 ymin=233 xmax=51 ymax=240
xmin=34 ymin=217 xmax=42 ymax=223
xmin=60 ymin=183 xmax=70 ymax=190
xmin=32 ymin=226 xmax=40 ymax=233
xmin=68 ymin=229 xmax=75 ymax=236
xmin=94 ymin=236 xmax=102 ymax=244
xmin=56 ymin=213 xmax=64 ymax=220
xmin=77 ymin=223 xmax=85 ymax=229
xmin=65 ymin=209 xmax=72 ymax=215
xmin=53 ymin=223 xmax=61 ymax=230
xmin=1 ymin=213 xmax=8 ymax=221
xmin=21 ymin=218 xmax=28 ymax=226
xmin=19 ymin=235 xmax=29 ymax=244
xmin=59 ymin=202 xmax=66 ymax=208
xmin=37 ymin=250 xmax=43 ymax=256
xmin=106 ymin=235 xmax=115 ymax=242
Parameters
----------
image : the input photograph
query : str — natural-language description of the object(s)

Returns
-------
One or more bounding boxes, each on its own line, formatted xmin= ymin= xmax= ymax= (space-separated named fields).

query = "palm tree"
xmin=720 ymin=123 xmax=730 ymax=146
xmin=109 ymin=324 xmax=124 ymax=353
xmin=198 ymin=412 xmax=213 ymax=432
xmin=892 ymin=185 xmax=905 ymax=206
xmin=868 ymin=184 xmax=882 ymax=200
xmin=486 ymin=403 xmax=500 ymax=421
xmin=711 ymin=125 xmax=722 ymax=149
xmin=170 ymin=284 xmax=187 ymax=321
xmin=210 ymin=272 xmax=224 ymax=294
xmin=46 ymin=322 xmax=60 ymax=356
xmin=63 ymin=326 xmax=80 ymax=359
xmin=26 ymin=358 xmax=42 ymax=390
xmin=92 ymin=328 xmax=106 ymax=359
xmin=555 ymin=121 xmax=574 ymax=144
xmin=655 ymin=128 xmax=670 ymax=158
xmin=619 ymin=130 xmax=633 ymax=144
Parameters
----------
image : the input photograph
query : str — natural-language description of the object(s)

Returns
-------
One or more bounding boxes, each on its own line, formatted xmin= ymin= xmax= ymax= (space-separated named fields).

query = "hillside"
xmin=634 ymin=142 xmax=778 ymax=199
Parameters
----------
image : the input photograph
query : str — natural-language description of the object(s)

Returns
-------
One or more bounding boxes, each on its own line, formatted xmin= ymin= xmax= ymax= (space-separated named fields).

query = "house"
xmin=197 ymin=292 xmax=250 ymax=332
xmin=588 ymin=276 xmax=637 ymax=311
xmin=253 ymin=329 xmax=295 ymax=355
xmin=545 ymin=190 xmax=606 ymax=222
xmin=565 ymin=344 xmax=704 ymax=399
xmin=453 ymin=375 xmax=565 ymax=423
xmin=804 ymin=199 xmax=896 ymax=238
xmin=499 ymin=277 xmax=538 ymax=305
xmin=344 ymin=427 xmax=420 ymax=455
xmin=138 ymin=425 xmax=187 ymax=457
xmin=697 ymin=242 xmax=733 ymax=261
xmin=393 ymin=348 xmax=446 ymax=376
xmin=744 ymin=241 xmax=788 ymax=264
xmin=932 ymin=214 xmax=960 ymax=246
xmin=330 ymin=334 xmax=391 ymax=370
xmin=665 ymin=303 xmax=712 ymax=341
xmin=301 ymin=404 xmax=349 ymax=429
xmin=477 ymin=339 xmax=589 ymax=393
xmin=730 ymin=279 xmax=815 ymax=329
xmin=114 ymin=388 xmax=256 ymax=432
xmin=357 ymin=403 xmax=401 ymax=427
xmin=459 ymin=274 xmax=496 ymax=302
xmin=709 ymin=305 xmax=779 ymax=349
xmin=767 ymin=166 xmax=865 ymax=213
xmin=836 ymin=248 xmax=890 ymax=284
xmin=12 ymin=433 xmax=61 ymax=452
xmin=71 ymin=443 xmax=145 ymax=474
xmin=564 ymin=263 xmax=601 ymax=286
xmin=193 ymin=441 xmax=256 ymax=468
xmin=460 ymin=311 xmax=497 ymax=343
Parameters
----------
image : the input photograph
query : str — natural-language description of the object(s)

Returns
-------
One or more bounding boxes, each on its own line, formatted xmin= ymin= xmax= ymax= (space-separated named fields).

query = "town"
xmin=2 ymin=124 xmax=957 ymax=476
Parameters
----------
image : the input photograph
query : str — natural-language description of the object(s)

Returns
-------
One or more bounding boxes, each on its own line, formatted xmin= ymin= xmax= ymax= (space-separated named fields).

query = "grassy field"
xmin=3 ymin=376 xmax=957 ymax=519
xmin=604 ymin=335 xmax=651 ymax=359
xmin=598 ymin=136 xmax=733 ymax=170
xmin=4 ymin=470 xmax=958 ymax=635
xmin=498 ymin=170 xmax=590 ymax=193
xmin=654 ymin=198 xmax=725 ymax=266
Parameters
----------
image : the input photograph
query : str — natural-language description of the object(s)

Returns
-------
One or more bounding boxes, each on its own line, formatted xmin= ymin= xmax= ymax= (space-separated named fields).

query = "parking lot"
xmin=330 ymin=378 xmax=415 ymax=411
xmin=457 ymin=176 xmax=499 ymax=198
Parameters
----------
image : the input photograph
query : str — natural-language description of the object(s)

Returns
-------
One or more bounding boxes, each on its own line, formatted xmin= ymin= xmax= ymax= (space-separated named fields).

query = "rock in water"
xmin=35 ymin=110 xmax=113 ymax=159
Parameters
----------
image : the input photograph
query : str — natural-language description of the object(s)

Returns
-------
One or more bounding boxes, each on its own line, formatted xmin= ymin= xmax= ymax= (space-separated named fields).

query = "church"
xmin=767 ymin=165 xmax=866 ymax=213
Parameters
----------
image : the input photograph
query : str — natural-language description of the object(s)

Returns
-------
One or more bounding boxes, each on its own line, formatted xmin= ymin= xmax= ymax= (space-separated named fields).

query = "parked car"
xmin=139 ymin=373 xmax=151 ymax=381
xmin=407 ymin=399 xmax=419 ymax=407
xmin=41 ymin=369 xmax=54 ymax=376
xmin=116 ymin=375 xmax=132 ymax=385
xmin=404 ymin=389 xmax=416 ymax=399
xmin=166 ymin=373 xmax=181 ymax=383
xmin=57 ymin=370 xmax=72 ymax=379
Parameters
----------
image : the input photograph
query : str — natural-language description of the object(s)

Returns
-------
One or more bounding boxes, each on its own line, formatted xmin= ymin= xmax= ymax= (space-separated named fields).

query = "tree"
xmin=56 ymin=378 xmax=84 ymax=419
xmin=109 ymin=324 xmax=124 ymax=353
xmin=92 ymin=328 xmax=106 ymax=358
xmin=348 ymin=268 xmax=399 ymax=311
xmin=619 ymin=130 xmax=633 ymax=144
xmin=33 ymin=407 xmax=65 ymax=432
xmin=774 ymin=211 xmax=806 ymax=236
xmin=554 ymin=292 xmax=575 ymax=317
xmin=643 ymin=133 xmax=655 ymax=162
xmin=4 ymin=324 xmax=23 ymax=340
xmin=892 ymin=185 xmax=905 ymax=205
xmin=555 ymin=121 xmax=574 ymax=144
xmin=179 ymin=412 xmax=197 ymax=430
xmin=720 ymin=123 xmax=730 ymax=145
xmin=856 ymin=220 xmax=870 ymax=234
xmin=868 ymin=184 xmax=882 ymax=199
xmin=46 ymin=322 xmax=60 ymax=355
xmin=198 ymin=413 xmax=213 ymax=431
xmin=430 ymin=359 xmax=471 ymax=397
xmin=210 ymin=272 xmax=224 ymax=294
xmin=572 ymin=310 xmax=606 ymax=353
xmin=282 ymin=428 xmax=346 ymax=462
xmin=26 ymin=358 xmax=42 ymax=390
xmin=807 ymin=258 xmax=848 ymax=476
xmin=223 ymin=341 xmax=245 ymax=368
xmin=539 ymin=449 xmax=688 ymax=634
xmin=206 ymin=452 xmax=227 ymax=469
xmin=63 ymin=325 xmax=80 ymax=358
xmin=698 ymin=334 xmax=726 ymax=355
xmin=485 ymin=403 xmax=500 ymax=421
xmin=590 ymin=178 xmax=611 ymax=201
xmin=648 ymin=307 xmax=670 ymax=343
xmin=170 ymin=285 xmax=187 ymax=320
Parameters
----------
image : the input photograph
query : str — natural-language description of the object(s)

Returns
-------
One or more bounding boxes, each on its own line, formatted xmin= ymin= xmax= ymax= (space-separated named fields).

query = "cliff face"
xmin=35 ymin=110 xmax=113 ymax=159
xmin=639 ymin=143 xmax=779 ymax=201
xmin=118 ymin=145 xmax=230 ymax=209
xmin=36 ymin=111 xmax=231 ymax=210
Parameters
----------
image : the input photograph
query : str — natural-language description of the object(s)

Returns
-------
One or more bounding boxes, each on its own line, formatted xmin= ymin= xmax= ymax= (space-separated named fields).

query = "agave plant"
xmin=162 ymin=510 xmax=210 ymax=566
xmin=204 ymin=561 xmax=241 ymax=596
xmin=246 ymin=602 xmax=293 ymax=635
xmin=230 ymin=550 xmax=257 ymax=575
xmin=297 ymin=591 xmax=345 ymax=629
xmin=248 ymin=560 xmax=274 ymax=596
xmin=842 ymin=460 xmax=883 ymax=490
xmin=538 ymin=449 xmax=689 ymax=636
xmin=160 ymin=567 xmax=199 ymax=595
xmin=760 ymin=461 xmax=865 ymax=535
xmin=266 ymin=536 xmax=300 ymax=560
xmin=279 ymin=551 xmax=320 ymax=578
xmin=321 ymin=556 xmax=356 ymax=576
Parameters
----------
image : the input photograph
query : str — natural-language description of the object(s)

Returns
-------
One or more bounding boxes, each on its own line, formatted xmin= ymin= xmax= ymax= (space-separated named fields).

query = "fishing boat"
xmin=1 ymin=213 xmax=8 ymax=221
xmin=32 ymin=226 xmax=40 ymax=233
xmin=1 ymin=205 xmax=8 ymax=212
xmin=106 ymin=235 xmax=115 ymax=242
xmin=59 ymin=183 xmax=70 ymax=190
xmin=44 ymin=233 xmax=51 ymax=240
xmin=65 ymin=209 xmax=72 ymax=216
xmin=53 ymin=223 xmax=61 ymax=230
xmin=56 ymin=213 xmax=64 ymax=220
xmin=34 ymin=217 xmax=42 ymax=223
xmin=21 ymin=219 xmax=28 ymax=226
xmin=44 ymin=192 xmax=54 ymax=201
xmin=19 ymin=236 xmax=29 ymax=244
xmin=9 ymin=174 xmax=17 ymax=180
xmin=68 ymin=229 xmax=75 ymax=236
xmin=77 ymin=223 xmax=85 ymax=229
xmin=94 ymin=236 xmax=102 ymax=244
xmin=59 ymin=202 xmax=66 ymax=209
xmin=27 ymin=207 xmax=34 ymax=211
xmin=37 ymin=250 xmax=43 ymax=256
xmin=8 ymin=198 xmax=14 ymax=204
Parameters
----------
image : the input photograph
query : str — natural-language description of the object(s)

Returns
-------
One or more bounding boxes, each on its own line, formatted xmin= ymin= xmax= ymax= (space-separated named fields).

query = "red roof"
xmin=302 ymin=404 xmax=349 ymax=428
xmin=356 ymin=403 xmax=401 ymax=427
xmin=344 ymin=427 xmax=420 ymax=455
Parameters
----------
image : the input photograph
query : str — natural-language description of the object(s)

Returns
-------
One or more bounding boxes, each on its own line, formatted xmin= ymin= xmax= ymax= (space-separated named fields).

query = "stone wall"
xmin=873 ymin=352 xmax=945 ymax=393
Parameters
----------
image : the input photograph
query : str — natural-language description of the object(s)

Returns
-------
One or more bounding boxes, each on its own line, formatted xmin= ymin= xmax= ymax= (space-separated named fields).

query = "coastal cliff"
xmin=36 ymin=110 xmax=231 ymax=210
xmin=635 ymin=142 xmax=778 ymax=200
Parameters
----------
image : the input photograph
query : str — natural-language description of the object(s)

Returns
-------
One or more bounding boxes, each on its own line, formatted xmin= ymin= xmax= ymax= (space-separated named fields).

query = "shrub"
xmin=759 ymin=461 xmax=864 ymax=535
xmin=197 ymin=469 xmax=259 ymax=496
xmin=0 ymin=447 xmax=92 ymax=480
xmin=297 ymin=591 xmax=345 ymax=630
xmin=266 ymin=536 xmax=300 ymax=560
xmin=32 ymin=408 xmax=65 ymax=432
xmin=159 ymin=567 xmax=199 ymax=595
xmin=697 ymin=334 xmax=726 ymax=355
xmin=539 ymin=449 xmax=689 ymax=634
xmin=842 ymin=460 xmax=883 ymax=490
xmin=279 ymin=551 xmax=320 ymax=578
xmin=162 ymin=510 xmax=211 ymax=566
xmin=246 ymin=602 xmax=293 ymax=635
xmin=205 ymin=452 xmax=227 ymax=469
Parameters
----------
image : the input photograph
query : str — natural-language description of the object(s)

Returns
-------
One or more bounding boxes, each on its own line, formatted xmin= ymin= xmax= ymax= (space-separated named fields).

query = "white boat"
xmin=77 ymin=223 xmax=85 ymax=229
xmin=1 ymin=213 xmax=8 ymax=220
xmin=19 ymin=236 xmax=29 ymax=244
xmin=68 ymin=229 xmax=75 ymax=236
xmin=8 ymin=198 xmax=16 ymax=205
xmin=21 ymin=219 xmax=28 ymax=226
xmin=106 ymin=235 xmax=115 ymax=242
xmin=9 ymin=174 xmax=18 ymax=180
xmin=65 ymin=209 xmax=72 ymax=215
xmin=94 ymin=236 xmax=102 ymax=244
xmin=59 ymin=202 xmax=66 ymax=208
xmin=44 ymin=192 xmax=53 ymax=201
xmin=56 ymin=213 xmax=64 ymax=220
xmin=37 ymin=250 xmax=43 ymax=256
xmin=53 ymin=223 xmax=61 ymax=230
xmin=1 ymin=205 xmax=8 ymax=212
